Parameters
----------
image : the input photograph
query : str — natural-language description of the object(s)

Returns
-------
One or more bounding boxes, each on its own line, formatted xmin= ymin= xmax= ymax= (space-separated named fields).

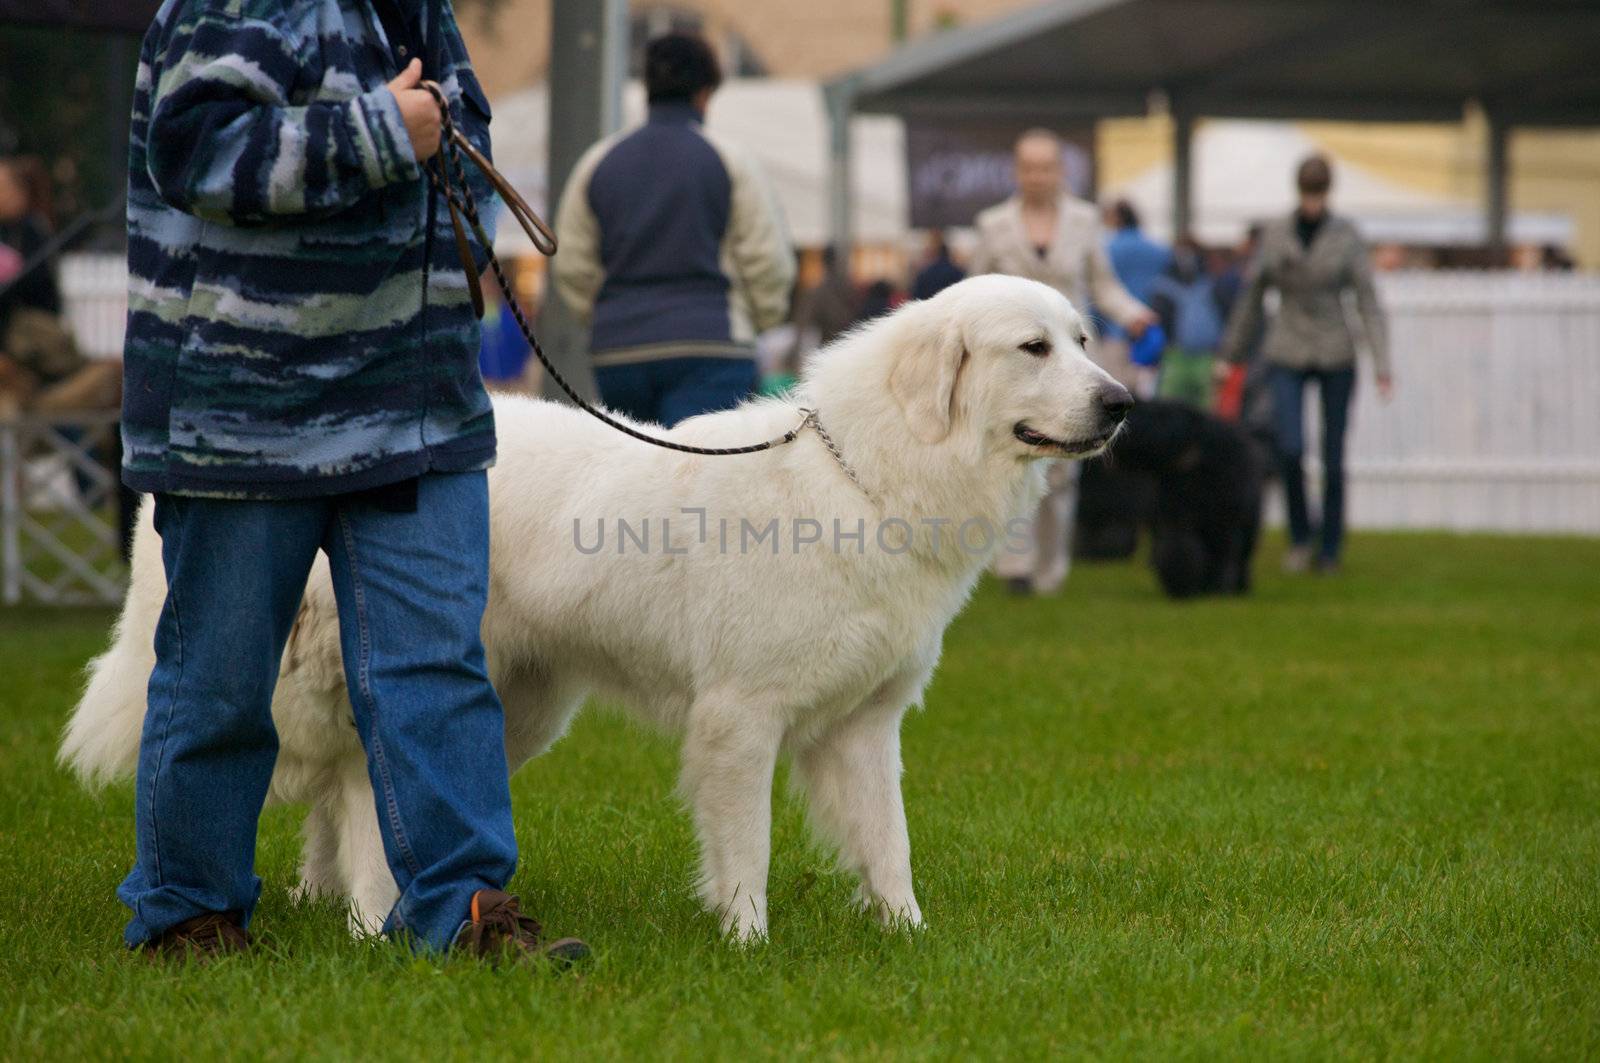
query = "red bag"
xmin=1214 ymin=362 xmax=1246 ymax=421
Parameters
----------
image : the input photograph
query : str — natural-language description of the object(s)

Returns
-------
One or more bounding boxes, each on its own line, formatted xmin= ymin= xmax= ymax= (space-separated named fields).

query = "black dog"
xmin=1079 ymin=400 xmax=1264 ymax=598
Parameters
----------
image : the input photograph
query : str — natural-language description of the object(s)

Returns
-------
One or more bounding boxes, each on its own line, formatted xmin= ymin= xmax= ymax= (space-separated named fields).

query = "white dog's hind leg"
xmin=330 ymin=760 xmax=398 ymax=937
xmin=294 ymin=795 xmax=341 ymax=904
xmin=795 ymin=701 xmax=923 ymax=929
xmin=680 ymin=700 xmax=784 ymax=942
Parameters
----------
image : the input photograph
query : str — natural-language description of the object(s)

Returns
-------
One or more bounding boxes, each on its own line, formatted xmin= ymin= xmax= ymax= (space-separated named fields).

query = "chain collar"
xmin=799 ymin=408 xmax=871 ymax=500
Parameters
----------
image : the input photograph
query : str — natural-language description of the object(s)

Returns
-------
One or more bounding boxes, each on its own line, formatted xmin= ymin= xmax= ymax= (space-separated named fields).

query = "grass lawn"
xmin=2 ymin=533 xmax=1597 ymax=1059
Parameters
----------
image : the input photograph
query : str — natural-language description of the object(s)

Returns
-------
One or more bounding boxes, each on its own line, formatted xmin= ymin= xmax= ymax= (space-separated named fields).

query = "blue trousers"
xmin=594 ymin=356 xmax=758 ymax=427
xmin=117 ymin=471 xmax=516 ymax=952
xmin=1270 ymin=365 xmax=1356 ymax=562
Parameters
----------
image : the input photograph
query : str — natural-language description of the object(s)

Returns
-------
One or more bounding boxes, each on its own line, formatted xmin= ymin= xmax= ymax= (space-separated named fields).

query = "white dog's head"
xmin=884 ymin=275 xmax=1133 ymax=460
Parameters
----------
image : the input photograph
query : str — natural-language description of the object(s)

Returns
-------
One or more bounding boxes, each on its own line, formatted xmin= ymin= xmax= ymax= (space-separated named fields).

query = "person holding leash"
xmin=970 ymin=129 xmax=1157 ymax=596
xmin=116 ymin=0 xmax=583 ymax=962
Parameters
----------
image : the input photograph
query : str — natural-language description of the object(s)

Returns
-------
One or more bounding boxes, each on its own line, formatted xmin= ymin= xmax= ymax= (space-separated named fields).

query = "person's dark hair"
xmin=1112 ymin=199 xmax=1140 ymax=230
xmin=1296 ymin=154 xmax=1333 ymax=196
xmin=645 ymin=33 xmax=722 ymax=105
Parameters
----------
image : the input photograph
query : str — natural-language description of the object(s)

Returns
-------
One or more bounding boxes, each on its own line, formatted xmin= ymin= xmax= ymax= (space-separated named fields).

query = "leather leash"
xmin=419 ymin=81 xmax=818 ymax=459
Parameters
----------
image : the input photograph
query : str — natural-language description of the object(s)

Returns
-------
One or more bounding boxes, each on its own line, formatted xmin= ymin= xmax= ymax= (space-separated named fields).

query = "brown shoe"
xmin=143 ymin=912 xmax=249 ymax=962
xmin=455 ymin=890 xmax=588 ymax=965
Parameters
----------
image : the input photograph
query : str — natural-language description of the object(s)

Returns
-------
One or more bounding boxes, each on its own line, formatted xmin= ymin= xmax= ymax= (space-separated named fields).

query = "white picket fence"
xmin=50 ymin=255 xmax=1600 ymax=536
xmin=1339 ymin=271 xmax=1600 ymax=534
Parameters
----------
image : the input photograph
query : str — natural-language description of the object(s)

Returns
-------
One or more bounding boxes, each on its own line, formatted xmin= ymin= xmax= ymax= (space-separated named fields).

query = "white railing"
xmin=1333 ymin=271 xmax=1600 ymax=534
xmin=0 ymin=413 xmax=126 ymax=605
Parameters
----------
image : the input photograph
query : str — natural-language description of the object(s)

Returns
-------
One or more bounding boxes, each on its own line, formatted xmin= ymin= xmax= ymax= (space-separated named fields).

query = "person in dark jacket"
xmin=911 ymin=230 xmax=965 ymax=301
xmin=112 ymin=0 xmax=582 ymax=963
xmin=553 ymin=33 xmax=794 ymax=426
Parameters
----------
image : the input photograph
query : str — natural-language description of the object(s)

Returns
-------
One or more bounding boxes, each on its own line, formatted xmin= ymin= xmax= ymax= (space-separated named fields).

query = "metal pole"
xmin=1485 ymin=111 xmax=1510 ymax=261
xmin=538 ymin=0 xmax=626 ymax=404
xmin=890 ymin=0 xmax=910 ymax=43
xmin=1171 ymin=109 xmax=1194 ymax=241
xmin=1 ymin=421 xmax=18 ymax=605
xmin=825 ymin=80 xmax=857 ymax=267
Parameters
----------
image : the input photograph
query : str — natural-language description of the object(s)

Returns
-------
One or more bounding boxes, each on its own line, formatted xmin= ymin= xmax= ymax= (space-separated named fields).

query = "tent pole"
xmin=538 ymin=0 xmax=626 ymax=404
xmin=1485 ymin=111 xmax=1511 ymax=262
xmin=826 ymin=80 xmax=858 ymax=267
xmin=1171 ymin=109 xmax=1194 ymax=242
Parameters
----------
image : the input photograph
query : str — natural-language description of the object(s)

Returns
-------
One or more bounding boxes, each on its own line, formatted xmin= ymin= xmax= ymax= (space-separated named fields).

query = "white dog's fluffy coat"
xmin=62 ymin=276 xmax=1125 ymax=940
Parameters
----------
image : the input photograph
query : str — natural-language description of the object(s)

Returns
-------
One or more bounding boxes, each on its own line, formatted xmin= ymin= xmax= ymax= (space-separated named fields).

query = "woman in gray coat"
xmin=1219 ymin=155 xmax=1392 ymax=574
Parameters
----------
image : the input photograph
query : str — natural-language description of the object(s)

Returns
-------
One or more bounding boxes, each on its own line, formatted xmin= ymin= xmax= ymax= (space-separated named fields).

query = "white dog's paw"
xmin=854 ymin=885 xmax=924 ymax=930
xmin=711 ymin=892 xmax=769 ymax=944
xmin=290 ymin=878 xmax=325 ymax=906
xmin=346 ymin=903 xmax=386 ymax=940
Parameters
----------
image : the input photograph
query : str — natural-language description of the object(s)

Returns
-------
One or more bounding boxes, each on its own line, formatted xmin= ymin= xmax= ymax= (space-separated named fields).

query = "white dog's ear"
xmin=888 ymin=305 xmax=968 ymax=444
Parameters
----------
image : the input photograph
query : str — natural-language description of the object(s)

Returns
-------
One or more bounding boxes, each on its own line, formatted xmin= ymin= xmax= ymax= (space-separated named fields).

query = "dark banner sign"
xmin=0 ymin=1 xmax=161 ymax=33
xmin=905 ymin=119 xmax=1095 ymax=230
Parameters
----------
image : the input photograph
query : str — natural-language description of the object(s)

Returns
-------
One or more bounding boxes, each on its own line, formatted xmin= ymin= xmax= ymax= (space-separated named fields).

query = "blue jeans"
xmin=595 ymin=356 xmax=758 ymax=426
xmin=1270 ymin=365 xmax=1356 ymax=561
xmin=117 ymin=471 xmax=516 ymax=952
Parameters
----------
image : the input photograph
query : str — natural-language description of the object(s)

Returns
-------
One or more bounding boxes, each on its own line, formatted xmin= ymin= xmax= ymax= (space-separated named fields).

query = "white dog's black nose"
xmin=1098 ymin=382 xmax=1134 ymax=424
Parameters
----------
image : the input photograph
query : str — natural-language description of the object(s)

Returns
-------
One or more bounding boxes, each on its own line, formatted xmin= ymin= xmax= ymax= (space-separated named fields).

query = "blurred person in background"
xmin=476 ymin=266 xmax=538 ymax=393
xmin=553 ymin=33 xmax=793 ymax=427
xmin=0 ymin=155 xmax=121 ymax=418
xmin=1218 ymin=154 xmax=1391 ymax=575
xmin=911 ymin=230 xmax=965 ymax=301
xmin=971 ymin=129 xmax=1155 ymax=596
xmin=855 ymin=277 xmax=901 ymax=325
xmin=787 ymin=244 xmax=859 ymax=374
xmin=1147 ymin=235 xmax=1227 ymax=408
xmin=1100 ymin=197 xmax=1171 ymax=392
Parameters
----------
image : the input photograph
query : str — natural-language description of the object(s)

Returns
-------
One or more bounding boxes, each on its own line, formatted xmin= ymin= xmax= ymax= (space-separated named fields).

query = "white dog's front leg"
xmin=796 ymin=702 xmax=922 ymax=929
xmin=681 ymin=701 xmax=784 ymax=942
xmin=332 ymin=761 xmax=399 ymax=937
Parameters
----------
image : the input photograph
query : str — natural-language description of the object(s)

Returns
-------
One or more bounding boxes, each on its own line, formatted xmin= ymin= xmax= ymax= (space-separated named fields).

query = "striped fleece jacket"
xmin=121 ymin=0 xmax=499 ymax=499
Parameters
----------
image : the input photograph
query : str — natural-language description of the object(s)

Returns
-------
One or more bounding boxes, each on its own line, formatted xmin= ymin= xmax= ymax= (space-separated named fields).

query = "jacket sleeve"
xmin=721 ymin=145 xmax=796 ymax=333
xmin=440 ymin=8 xmax=501 ymax=274
xmin=1087 ymin=234 xmax=1149 ymax=329
xmin=1348 ymin=235 xmax=1392 ymax=378
xmin=550 ymin=143 xmax=609 ymax=323
xmin=144 ymin=5 xmax=420 ymax=226
xmin=968 ymin=222 xmax=999 ymax=276
xmin=1219 ymin=255 xmax=1269 ymax=364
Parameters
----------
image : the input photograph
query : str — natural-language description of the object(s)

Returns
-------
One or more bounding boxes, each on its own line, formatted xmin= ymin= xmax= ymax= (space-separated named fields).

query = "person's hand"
xmin=1126 ymin=308 xmax=1159 ymax=338
xmin=387 ymin=58 xmax=441 ymax=162
xmin=1376 ymin=374 xmax=1394 ymax=402
xmin=1212 ymin=358 xmax=1235 ymax=385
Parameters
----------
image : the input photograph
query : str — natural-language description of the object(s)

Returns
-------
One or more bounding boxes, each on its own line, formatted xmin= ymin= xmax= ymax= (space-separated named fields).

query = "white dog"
xmin=62 ymin=275 xmax=1131 ymax=941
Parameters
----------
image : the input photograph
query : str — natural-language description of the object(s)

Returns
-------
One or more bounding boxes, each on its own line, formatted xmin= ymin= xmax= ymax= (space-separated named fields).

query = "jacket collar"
xmin=648 ymin=100 xmax=704 ymax=127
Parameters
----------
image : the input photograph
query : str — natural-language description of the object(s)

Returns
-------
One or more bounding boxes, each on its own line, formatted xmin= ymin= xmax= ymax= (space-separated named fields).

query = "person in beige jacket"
xmin=971 ymin=128 xmax=1156 ymax=596
xmin=1218 ymin=154 xmax=1391 ymax=574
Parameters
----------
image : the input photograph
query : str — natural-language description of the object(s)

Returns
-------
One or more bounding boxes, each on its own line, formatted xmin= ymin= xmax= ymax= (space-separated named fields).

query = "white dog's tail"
xmin=59 ymin=505 xmax=159 ymax=788
xmin=60 ymin=626 xmax=151 ymax=787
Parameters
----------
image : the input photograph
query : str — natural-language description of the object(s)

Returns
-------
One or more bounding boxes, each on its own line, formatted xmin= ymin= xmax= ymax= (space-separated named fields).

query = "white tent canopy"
xmin=1108 ymin=121 xmax=1573 ymax=248
xmin=489 ymin=78 xmax=906 ymax=253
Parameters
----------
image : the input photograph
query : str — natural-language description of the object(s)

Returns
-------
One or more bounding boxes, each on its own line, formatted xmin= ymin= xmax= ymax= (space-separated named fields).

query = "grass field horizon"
xmin=3 ymin=532 xmax=1597 ymax=1059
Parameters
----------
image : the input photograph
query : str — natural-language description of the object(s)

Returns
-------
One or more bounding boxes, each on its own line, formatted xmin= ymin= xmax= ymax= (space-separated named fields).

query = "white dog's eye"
xmin=1077 ymin=333 xmax=1088 ymax=347
xmin=1019 ymin=339 xmax=1051 ymax=357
